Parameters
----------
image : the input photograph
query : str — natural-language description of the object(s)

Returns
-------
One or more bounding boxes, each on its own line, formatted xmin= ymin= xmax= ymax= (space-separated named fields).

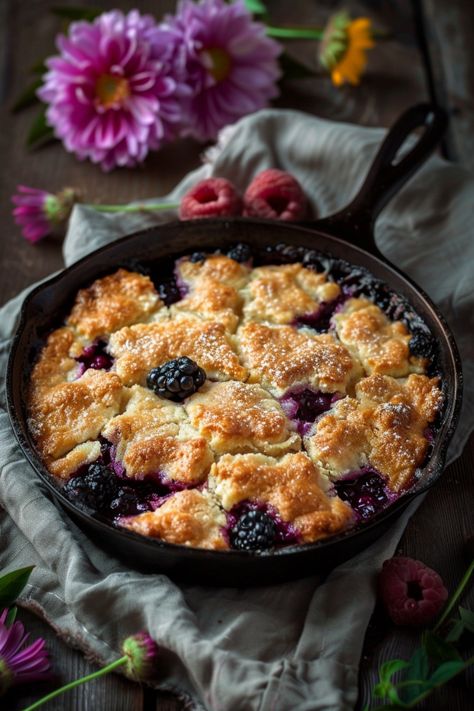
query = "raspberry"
xmin=243 ymin=169 xmax=307 ymax=221
xmin=179 ymin=178 xmax=242 ymax=219
xmin=378 ymin=556 xmax=448 ymax=626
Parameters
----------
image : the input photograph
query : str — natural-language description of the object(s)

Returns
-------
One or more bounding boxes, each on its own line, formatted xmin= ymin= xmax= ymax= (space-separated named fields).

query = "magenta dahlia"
xmin=0 ymin=609 xmax=50 ymax=695
xmin=38 ymin=10 xmax=188 ymax=171
xmin=163 ymin=0 xmax=282 ymax=141
xmin=12 ymin=185 xmax=78 ymax=243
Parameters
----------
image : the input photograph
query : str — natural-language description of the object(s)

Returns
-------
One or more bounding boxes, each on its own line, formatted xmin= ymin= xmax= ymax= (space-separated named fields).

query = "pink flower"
xmin=12 ymin=186 xmax=77 ymax=243
xmin=164 ymin=0 xmax=281 ymax=141
xmin=0 ymin=609 xmax=50 ymax=695
xmin=121 ymin=631 xmax=159 ymax=679
xmin=38 ymin=10 xmax=189 ymax=171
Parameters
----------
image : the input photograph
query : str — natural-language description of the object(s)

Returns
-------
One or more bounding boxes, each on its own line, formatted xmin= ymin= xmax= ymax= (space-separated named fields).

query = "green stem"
xmin=21 ymin=656 xmax=127 ymax=711
xmin=433 ymin=558 xmax=474 ymax=632
xmin=89 ymin=202 xmax=180 ymax=213
xmin=266 ymin=25 xmax=324 ymax=40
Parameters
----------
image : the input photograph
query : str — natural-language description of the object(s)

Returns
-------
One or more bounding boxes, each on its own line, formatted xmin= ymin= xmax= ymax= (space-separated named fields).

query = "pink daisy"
xmin=164 ymin=0 xmax=282 ymax=141
xmin=12 ymin=185 xmax=77 ymax=243
xmin=38 ymin=10 xmax=189 ymax=171
xmin=0 ymin=608 xmax=50 ymax=695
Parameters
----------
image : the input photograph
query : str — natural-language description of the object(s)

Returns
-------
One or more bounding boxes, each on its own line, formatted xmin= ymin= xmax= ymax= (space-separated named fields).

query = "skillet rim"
xmin=5 ymin=217 xmax=463 ymax=562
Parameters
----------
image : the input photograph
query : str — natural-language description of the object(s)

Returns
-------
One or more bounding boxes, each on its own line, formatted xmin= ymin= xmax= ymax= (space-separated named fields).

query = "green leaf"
xmin=243 ymin=0 xmax=267 ymax=14
xmin=26 ymin=108 xmax=55 ymax=149
xmin=279 ymin=52 xmax=317 ymax=80
xmin=445 ymin=618 xmax=465 ymax=643
xmin=422 ymin=630 xmax=462 ymax=665
xmin=11 ymin=78 xmax=42 ymax=113
xmin=399 ymin=647 xmax=430 ymax=704
xmin=459 ymin=606 xmax=474 ymax=633
xmin=51 ymin=5 xmax=102 ymax=22
xmin=429 ymin=659 xmax=467 ymax=686
xmin=0 ymin=566 xmax=35 ymax=607
xmin=379 ymin=659 xmax=410 ymax=683
xmin=6 ymin=606 xmax=18 ymax=626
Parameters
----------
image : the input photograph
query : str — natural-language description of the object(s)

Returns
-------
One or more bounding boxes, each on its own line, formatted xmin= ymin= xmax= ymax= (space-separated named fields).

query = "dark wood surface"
xmin=1 ymin=1 xmax=473 ymax=710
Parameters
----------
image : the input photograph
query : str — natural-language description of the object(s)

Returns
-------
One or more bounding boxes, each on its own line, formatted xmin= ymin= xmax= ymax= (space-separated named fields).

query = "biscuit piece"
xmin=186 ymin=381 xmax=301 ymax=456
xmin=67 ymin=269 xmax=164 ymax=339
xmin=49 ymin=441 xmax=102 ymax=479
xmin=108 ymin=318 xmax=247 ymax=386
xmin=238 ymin=322 xmax=361 ymax=396
xmin=102 ymin=386 xmax=213 ymax=484
xmin=177 ymin=254 xmax=250 ymax=289
xmin=305 ymin=373 xmax=443 ymax=491
xmin=172 ymin=254 xmax=250 ymax=332
xmin=209 ymin=452 xmax=353 ymax=543
xmin=122 ymin=489 xmax=228 ymax=550
xmin=242 ymin=264 xmax=340 ymax=325
xmin=334 ymin=298 xmax=424 ymax=377
xmin=29 ymin=327 xmax=80 ymax=394
xmin=28 ymin=369 xmax=124 ymax=461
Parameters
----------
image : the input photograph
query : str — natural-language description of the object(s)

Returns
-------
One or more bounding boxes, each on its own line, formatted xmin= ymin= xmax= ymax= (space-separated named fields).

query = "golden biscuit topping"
xmin=27 ymin=253 xmax=443 ymax=551
xmin=243 ymin=264 xmax=340 ymax=325
xmin=67 ymin=269 xmax=163 ymax=339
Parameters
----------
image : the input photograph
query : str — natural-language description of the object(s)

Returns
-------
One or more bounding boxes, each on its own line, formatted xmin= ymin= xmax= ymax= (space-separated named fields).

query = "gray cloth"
xmin=1 ymin=109 xmax=473 ymax=711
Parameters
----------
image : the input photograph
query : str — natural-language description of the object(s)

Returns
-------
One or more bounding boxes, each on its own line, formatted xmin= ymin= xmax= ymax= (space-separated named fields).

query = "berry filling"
xmin=76 ymin=340 xmax=113 ymax=375
xmin=226 ymin=501 xmax=300 ymax=550
xmin=157 ymin=277 xmax=182 ymax=306
xmin=226 ymin=242 xmax=252 ymax=264
xmin=293 ymin=295 xmax=345 ymax=333
xmin=334 ymin=468 xmax=396 ymax=520
xmin=280 ymin=388 xmax=341 ymax=435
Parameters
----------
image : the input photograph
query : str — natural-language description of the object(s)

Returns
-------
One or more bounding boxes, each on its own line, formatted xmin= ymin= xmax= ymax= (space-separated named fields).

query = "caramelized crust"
xmin=238 ymin=322 xmax=361 ymax=395
xmin=67 ymin=269 xmax=163 ymax=339
xmin=28 ymin=369 xmax=124 ymax=460
xmin=334 ymin=298 xmax=424 ymax=377
xmin=243 ymin=264 xmax=340 ymax=325
xmin=102 ymin=386 xmax=212 ymax=483
xmin=177 ymin=254 xmax=250 ymax=289
xmin=171 ymin=280 xmax=242 ymax=332
xmin=209 ymin=452 xmax=353 ymax=542
xmin=186 ymin=381 xmax=301 ymax=456
xmin=108 ymin=318 xmax=247 ymax=385
xmin=306 ymin=373 xmax=443 ymax=491
xmin=49 ymin=441 xmax=102 ymax=479
xmin=122 ymin=489 xmax=228 ymax=550
xmin=29 ymin=327 xmax=79 ymax=393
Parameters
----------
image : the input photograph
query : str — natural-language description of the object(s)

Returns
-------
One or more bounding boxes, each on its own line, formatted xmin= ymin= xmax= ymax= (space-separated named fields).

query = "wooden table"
xmin=1 ymin=1 xmax=472 ymax=709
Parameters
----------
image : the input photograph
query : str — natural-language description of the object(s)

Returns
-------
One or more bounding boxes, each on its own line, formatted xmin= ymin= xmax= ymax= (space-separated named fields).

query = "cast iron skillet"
xmin=7 ymin=104 xmax=462 ymax=586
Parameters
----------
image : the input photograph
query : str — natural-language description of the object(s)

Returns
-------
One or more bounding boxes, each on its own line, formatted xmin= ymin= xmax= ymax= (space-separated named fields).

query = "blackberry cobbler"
xmin=27 ymin=244 xmax=443 ymax=552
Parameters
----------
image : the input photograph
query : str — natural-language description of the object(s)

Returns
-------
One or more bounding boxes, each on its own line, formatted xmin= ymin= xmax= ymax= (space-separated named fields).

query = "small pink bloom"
xmin=164 ymin=0 xmax=282 ymax=141
xmin=38 ymin=10 xmax=189 ymax=171
xmin=121 ymin=631 xmax=159 ymax=679
xmin=12 ymin=185 xmax=77 ymax=243
xmin=0 ymin=608 xmax=50 ymax=695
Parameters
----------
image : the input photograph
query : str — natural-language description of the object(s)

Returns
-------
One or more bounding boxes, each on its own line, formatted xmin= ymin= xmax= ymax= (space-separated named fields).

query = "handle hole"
xmin=390 ymin=124 xmax=429 ymax=166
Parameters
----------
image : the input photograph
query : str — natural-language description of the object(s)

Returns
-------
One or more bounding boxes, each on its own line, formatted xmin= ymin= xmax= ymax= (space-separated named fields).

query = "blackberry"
xmin=334 ymin=470 xmax=388 ymax=520
xmin=409 ymin=331 xmax=435 ymax=359
xmin=63 ymin=463 xmax=119 ymax=511
xmin=157 ymin=279 xmax=181 ymax=306
xmin=147 ymin=356 xmax=206 ymax=401
xmin=230 ymin=510 xmax=276 ymax=551
xmin=189 ymin=252 xmax=206 ymax=263
xmin=109 ymin=486 xmax=149 ymax=516
xmin=227 ymin=243 xmax=252 ymax=263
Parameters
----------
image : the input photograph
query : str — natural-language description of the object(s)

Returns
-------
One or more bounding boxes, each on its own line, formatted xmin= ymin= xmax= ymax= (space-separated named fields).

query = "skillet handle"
xmin=306 ymin=103 xmax=448 ymax=256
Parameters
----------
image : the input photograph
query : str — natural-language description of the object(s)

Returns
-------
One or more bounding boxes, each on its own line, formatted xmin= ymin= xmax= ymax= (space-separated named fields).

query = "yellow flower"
xmin=319 ymin=11 xmax=374 ymax=87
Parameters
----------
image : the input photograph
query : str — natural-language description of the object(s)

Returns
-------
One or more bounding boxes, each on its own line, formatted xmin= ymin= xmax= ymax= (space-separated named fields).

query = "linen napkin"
xmin=1 ymin=109 xmax=473 ymax=711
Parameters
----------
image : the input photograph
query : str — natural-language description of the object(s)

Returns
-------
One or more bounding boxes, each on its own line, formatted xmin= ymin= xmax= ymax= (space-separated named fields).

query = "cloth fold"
xmin=1 ymin=109 xmax=473 ymax=711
